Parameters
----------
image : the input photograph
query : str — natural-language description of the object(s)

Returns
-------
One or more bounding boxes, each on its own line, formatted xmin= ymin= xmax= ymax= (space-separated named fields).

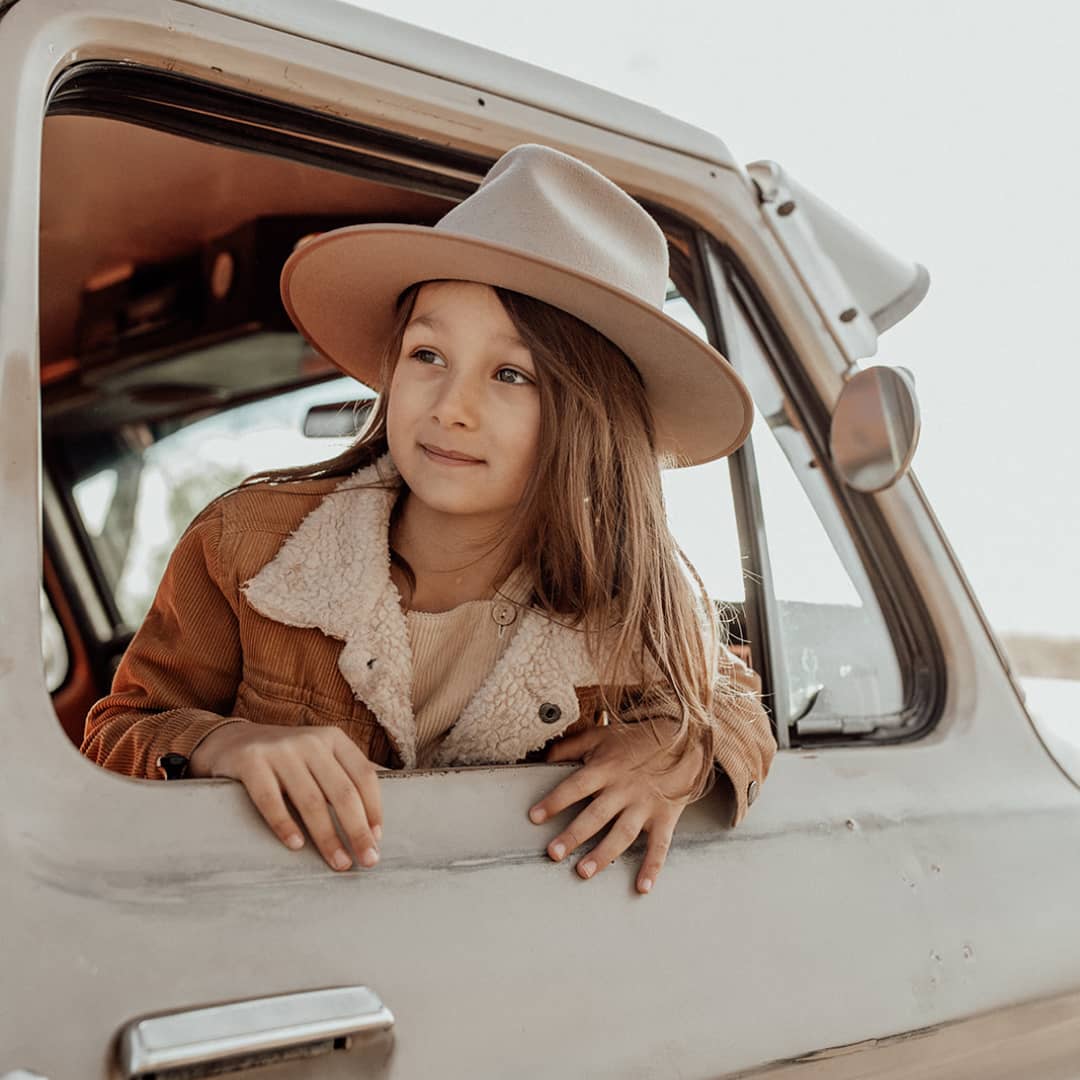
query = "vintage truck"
xmin=2 ymin=0 xmax=1079 ymax=1077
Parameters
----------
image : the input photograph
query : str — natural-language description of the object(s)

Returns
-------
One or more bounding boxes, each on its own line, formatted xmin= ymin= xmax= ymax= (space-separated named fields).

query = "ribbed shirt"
xmin=406 ymin=563 xmax=535 ymax=767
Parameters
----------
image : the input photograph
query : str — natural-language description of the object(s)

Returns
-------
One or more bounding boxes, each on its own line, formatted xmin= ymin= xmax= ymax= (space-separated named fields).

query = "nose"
xmin=431 ymin=369 xmax=479 ymax=429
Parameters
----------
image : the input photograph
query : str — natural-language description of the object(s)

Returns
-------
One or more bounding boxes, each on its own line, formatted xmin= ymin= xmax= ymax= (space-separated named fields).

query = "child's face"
xmin=386 ymin=280 xmax=541 ymax=519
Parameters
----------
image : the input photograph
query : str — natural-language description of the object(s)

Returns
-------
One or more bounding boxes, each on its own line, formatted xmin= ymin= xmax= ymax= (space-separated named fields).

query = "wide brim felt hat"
xmin=279 ymin=143 xmax=755 ymax=467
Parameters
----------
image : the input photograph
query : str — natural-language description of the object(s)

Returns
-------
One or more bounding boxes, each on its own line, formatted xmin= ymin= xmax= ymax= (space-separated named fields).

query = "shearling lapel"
xmin=240 ymin=453 xmax=419 ymax=767
xmin=239 ymin=451 xmax=602 ymax=769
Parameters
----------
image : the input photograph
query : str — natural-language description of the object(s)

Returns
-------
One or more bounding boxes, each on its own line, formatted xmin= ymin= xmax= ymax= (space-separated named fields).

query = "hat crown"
xmin=434 ymin=144 xmax=670 ymax=309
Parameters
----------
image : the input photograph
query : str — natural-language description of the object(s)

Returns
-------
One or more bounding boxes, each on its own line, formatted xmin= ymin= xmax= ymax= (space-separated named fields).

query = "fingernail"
xmin=361 ymin=847 xmax=380 ymax=867
xmin=640 ymin=878 xmax=653 ymax=893
xmin=529 ymin=806 xmax=546 ymax=823
xmin=373 ymin=824 xmax=383 ymax=842
xmin=550 ymin=842 xmax=565 ymax=860
xmin=332 ymin=850 xmax=351 ymax=870
xmin=285 ymin=834 xmax=303 ymax=850
xmin=580 ymin=860 xmax=596 ymax=878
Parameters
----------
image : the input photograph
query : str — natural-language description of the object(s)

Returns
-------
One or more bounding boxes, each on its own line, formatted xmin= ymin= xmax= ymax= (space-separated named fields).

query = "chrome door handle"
xmin=118 ymin=986 xmax=394 ymax=1078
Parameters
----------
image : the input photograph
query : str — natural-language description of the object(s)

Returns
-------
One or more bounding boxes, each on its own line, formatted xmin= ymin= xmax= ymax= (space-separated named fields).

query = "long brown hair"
xmin=226 ymin=280 xmax=746 ymax=801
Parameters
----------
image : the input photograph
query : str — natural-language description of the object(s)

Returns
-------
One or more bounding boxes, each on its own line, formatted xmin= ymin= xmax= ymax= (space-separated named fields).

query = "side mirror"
xmin=303 ymin=399 xmax=375 ymax=438
xmin=829 ymin=366 xmax=920 ymax=492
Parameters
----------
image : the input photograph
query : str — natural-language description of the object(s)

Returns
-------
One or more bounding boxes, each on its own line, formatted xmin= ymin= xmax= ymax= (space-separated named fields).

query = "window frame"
xmin=38 ymin=57 xmax=943 ymax=759
xmin=697 ymin=236 xmax=946 ymax=749
xmin=39 ymin=65 xmax=765 ymax=772
xmin=47 ymin=60 xmax=490 ymax=200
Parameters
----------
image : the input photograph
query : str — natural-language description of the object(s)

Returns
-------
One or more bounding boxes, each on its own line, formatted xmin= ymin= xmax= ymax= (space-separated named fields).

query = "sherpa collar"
xmin=239 ymin=451 xmax=602 ymax=769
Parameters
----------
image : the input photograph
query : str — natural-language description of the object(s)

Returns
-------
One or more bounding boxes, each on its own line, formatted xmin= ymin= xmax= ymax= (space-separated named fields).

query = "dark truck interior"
xmin=39 ymin=100 xmax=754 ymax=752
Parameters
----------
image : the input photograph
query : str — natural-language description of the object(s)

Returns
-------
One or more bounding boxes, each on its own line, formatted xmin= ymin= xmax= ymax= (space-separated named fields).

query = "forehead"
xmin=405 ymin=281 xmax=530 ymax=351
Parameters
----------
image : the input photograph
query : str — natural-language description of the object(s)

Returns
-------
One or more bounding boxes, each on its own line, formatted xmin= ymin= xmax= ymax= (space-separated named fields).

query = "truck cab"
xmin=3 ymin=1 xmax=1079 ymax=1077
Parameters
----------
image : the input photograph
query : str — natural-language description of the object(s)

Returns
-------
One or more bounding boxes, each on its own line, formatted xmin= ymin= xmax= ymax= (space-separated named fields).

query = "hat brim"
xmin=280 ymin=224 xmax=754 ymax=466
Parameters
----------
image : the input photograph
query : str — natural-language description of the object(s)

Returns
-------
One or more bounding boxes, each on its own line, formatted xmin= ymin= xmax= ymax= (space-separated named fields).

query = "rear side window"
xmin=62 ymin=376 xmax=366 ymax=630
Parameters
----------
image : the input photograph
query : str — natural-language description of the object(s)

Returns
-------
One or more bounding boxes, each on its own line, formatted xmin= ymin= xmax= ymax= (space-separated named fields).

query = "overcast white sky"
xmin=352 ymin=0 xmax=1078 ymax=640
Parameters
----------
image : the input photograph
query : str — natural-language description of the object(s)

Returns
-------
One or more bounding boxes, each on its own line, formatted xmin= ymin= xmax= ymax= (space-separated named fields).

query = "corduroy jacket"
xmin=82 ymin=454 xmax=777 ymax=825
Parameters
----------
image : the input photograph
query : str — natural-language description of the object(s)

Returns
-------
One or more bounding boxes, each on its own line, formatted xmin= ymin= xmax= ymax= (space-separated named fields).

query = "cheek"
xmin=504 ymin=400 xmax=542 ymax=479
xmin=384 ymin=367 xmax=413 ymax=438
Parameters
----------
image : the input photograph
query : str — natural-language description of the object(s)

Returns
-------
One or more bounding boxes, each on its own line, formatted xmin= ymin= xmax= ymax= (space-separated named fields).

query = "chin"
xmin=411 ymin=476 xmax=517 ymax=519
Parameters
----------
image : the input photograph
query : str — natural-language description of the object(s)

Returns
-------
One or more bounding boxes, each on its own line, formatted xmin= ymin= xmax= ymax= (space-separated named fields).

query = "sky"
xmin=346 ymin=0 xmax=1077 ymax=641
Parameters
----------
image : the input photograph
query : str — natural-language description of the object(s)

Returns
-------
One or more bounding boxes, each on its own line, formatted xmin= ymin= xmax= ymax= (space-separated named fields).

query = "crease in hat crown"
xmin=433 ymin=144 xmax=670 ymax=308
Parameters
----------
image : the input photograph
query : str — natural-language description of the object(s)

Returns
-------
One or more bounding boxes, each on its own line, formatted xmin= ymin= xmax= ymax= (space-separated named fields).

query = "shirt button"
xmin=492 ymin=602 xmax=517 ymax=627
xmin=539 ymin=702 xmax=562 ymax=723
xmin=747 ymin=779 xmax=759 ymax=806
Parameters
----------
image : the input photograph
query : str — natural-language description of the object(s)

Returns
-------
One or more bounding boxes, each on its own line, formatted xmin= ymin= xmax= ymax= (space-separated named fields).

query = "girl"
xmin=81 ymin=143 xmax=777 ymax=895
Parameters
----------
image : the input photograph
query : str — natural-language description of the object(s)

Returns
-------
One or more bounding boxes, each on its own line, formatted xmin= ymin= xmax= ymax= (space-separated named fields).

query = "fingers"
xmin=636 ymin=818 xmax=676 ymax=894
xmin=572 ymin=808 xmax=648 ymax=882
xmin=232 ymin=727 xmax=382 ymax=872
xmin=239 ymin=756 xmax=308 ymax=851
xmin=528 ymin=761 xmax=607 ymax=824
xmin=528 ymin=724 xmax=688 ymax=895
xmin=544 ymin=792 xmax=622 ymax=863
xmin=307 ymin=749 xmax=379 ymax=870
xmin=562 ymin=809 xmax=677 ymax=894
xmin=334 ymin=737 xmax=384 ymax=843
xmin=274 ymin=754 xmax=358 ymax=871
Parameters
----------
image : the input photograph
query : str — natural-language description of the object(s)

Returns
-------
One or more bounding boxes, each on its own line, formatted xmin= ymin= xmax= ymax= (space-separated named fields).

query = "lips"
xmin=421 ymin=443 xmax=485 ymax=463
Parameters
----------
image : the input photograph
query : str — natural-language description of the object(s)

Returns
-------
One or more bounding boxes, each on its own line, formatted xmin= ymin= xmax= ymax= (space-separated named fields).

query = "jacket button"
xmin=491 ymin=601 xmax=517 ymax=627
xmin=746 ymin=779 xmax=759 ymax=806
xmin=539 ymin=702 xmax=562 ymax=723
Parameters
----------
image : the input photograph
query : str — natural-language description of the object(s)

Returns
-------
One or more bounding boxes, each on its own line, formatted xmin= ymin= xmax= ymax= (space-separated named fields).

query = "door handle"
xmin=118 ymin=986 xmax=394 ymax=1078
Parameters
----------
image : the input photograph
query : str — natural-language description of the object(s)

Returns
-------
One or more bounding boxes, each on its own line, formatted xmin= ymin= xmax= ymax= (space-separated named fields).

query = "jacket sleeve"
xmin=621 ymin=645 xmax=777 ymax=828
xmin=80 ymin=502 xmax=249 ymax=779
xmin=706 ymin=654 xmax=777 ymax=828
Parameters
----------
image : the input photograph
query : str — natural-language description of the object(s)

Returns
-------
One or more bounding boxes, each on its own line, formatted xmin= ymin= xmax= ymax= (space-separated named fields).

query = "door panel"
xmin=6 ymin=727 xmax=1080 ymax=1078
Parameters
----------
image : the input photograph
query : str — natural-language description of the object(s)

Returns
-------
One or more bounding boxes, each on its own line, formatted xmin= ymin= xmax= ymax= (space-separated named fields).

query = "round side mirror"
xmin=829 ymin=366 xmax=920 ymax=492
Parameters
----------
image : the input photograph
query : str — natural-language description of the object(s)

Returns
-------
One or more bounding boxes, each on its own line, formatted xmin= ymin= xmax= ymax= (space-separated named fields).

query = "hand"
xmin=527 ymin=719 xmax=708 ymax=895
xmin=189 ymin=721 xmax=383 ymax=872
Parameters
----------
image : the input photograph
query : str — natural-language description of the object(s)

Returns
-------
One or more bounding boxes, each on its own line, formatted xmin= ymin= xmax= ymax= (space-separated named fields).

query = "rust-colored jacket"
xmin=82 ymin=454 xmax=777 ymax=825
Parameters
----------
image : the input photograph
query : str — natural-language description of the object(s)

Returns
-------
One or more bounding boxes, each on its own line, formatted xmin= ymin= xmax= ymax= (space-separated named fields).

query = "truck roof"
xmin=181 ymin=0 xmax=741 ymax=169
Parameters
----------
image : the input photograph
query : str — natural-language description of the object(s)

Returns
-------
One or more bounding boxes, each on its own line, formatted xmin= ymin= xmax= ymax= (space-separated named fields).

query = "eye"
xmin=495 ymin=367 xmax=534 ymax=386
xmin=411 ymin=348 xmax=445 ymax=366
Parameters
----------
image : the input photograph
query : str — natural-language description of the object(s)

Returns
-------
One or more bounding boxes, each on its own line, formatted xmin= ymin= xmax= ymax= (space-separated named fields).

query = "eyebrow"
xmin=404 ymin=312 xmax=529 ymax=351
